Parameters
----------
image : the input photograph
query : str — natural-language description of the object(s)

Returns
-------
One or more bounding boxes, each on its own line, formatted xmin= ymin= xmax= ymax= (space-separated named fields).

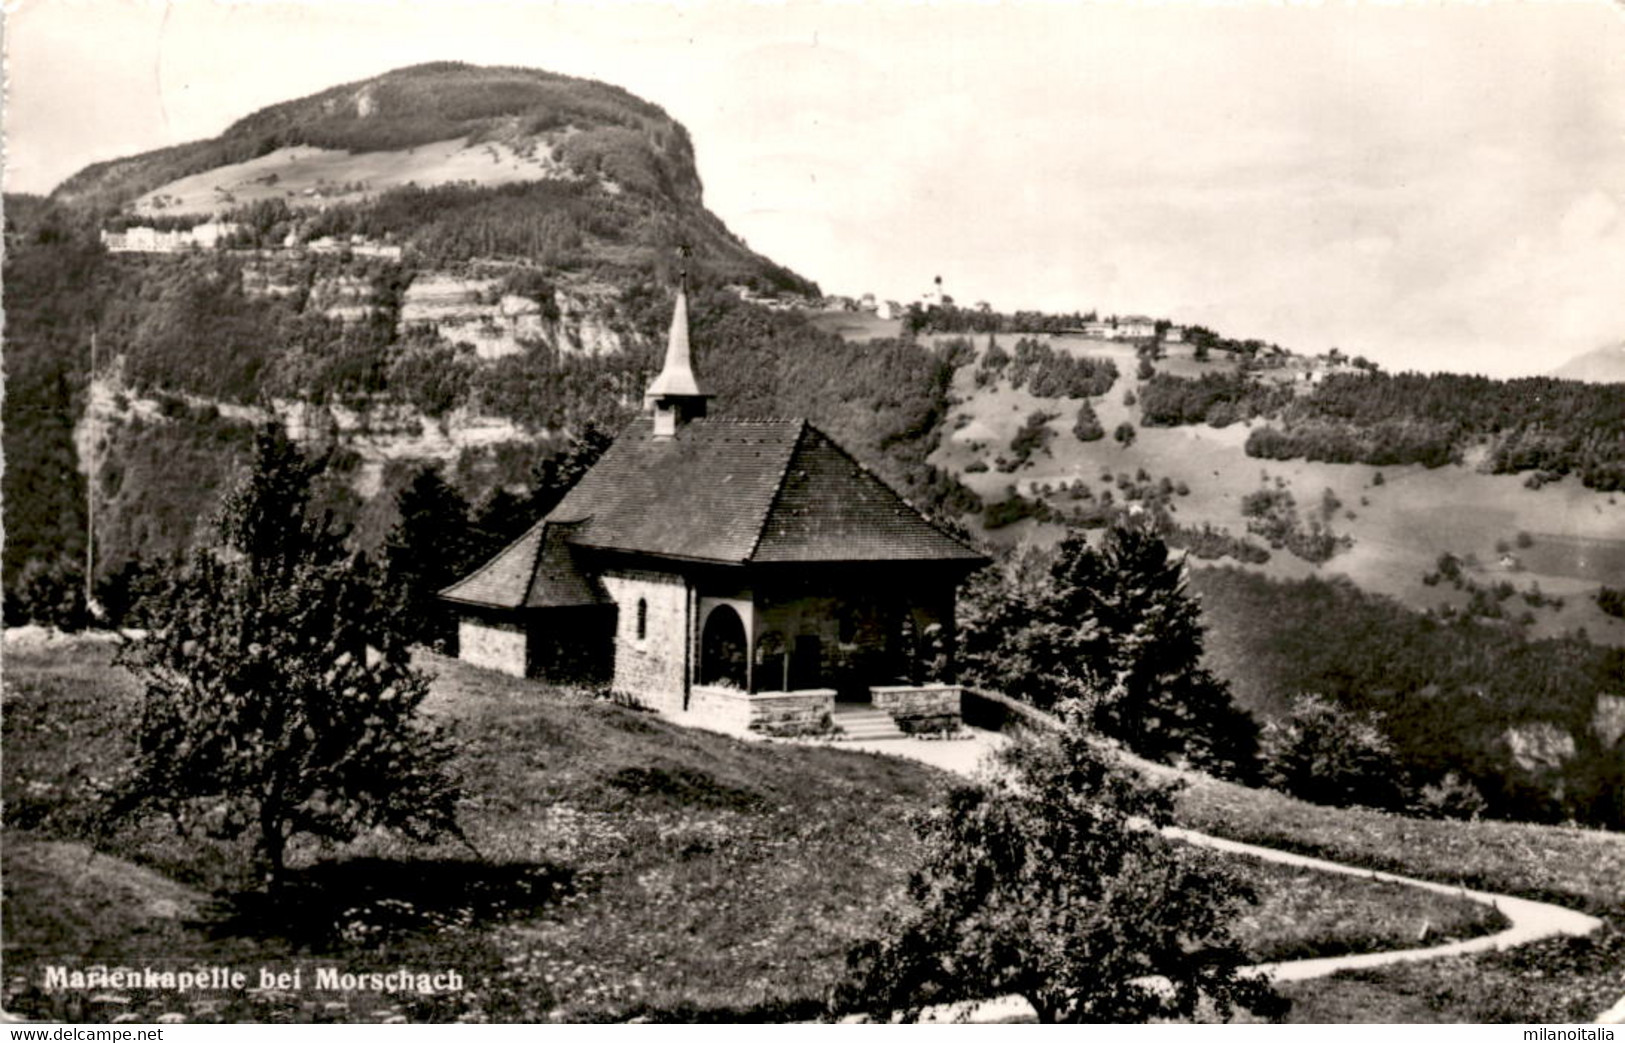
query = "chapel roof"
xmin=543 ymin=416 xmax=987 ymax=565
xmin=439 ymin=520 xmax=610 ymax=609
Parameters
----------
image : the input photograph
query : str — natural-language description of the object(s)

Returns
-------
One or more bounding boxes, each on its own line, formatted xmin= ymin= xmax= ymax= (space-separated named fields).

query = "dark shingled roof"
xmin=544 ymin=417 xmax=986 ymax=565
xmin=439 ymin=520 xmax=609 ymax=609
xmin=442 ymin=418 xmax=986 ymax=608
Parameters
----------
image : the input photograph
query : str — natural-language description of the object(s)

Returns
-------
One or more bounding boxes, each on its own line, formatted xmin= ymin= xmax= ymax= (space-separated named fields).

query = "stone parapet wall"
xmin=871 ymin=684 xmax=963 ymax=733
xmin=750 ymin=689 xmax=837 ymax=737
xmin=687 ymin=684 xmax=751 ymax=733
xmin=689 ymin=685 xmax=835 ymax=737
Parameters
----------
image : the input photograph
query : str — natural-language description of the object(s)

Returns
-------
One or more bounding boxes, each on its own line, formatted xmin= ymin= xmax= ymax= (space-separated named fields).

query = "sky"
xmin=5 ymin=0 xmax=1625 ymax=377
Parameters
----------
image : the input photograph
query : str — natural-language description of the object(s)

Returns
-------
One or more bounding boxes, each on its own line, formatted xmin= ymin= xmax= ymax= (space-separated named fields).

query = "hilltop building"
xmin=440 ymin=281 xmax=987 ymax=736
xmin=100 ymin=222 xmax=240 ymax=253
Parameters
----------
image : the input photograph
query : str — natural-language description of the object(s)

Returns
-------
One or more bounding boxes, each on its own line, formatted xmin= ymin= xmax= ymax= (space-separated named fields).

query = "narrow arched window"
xmin=636 ymin=598 xmax=648 ymax=641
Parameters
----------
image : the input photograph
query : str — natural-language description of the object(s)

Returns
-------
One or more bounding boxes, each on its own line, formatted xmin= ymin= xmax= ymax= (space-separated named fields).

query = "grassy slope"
xmin=1120 ymin=750 xmax=1625 ymax=1025
xmin=2 ymin=637 xmax=939 ymax=1021
xmin=1231 ymin=853 xmax=1505 ymax=965
xmin=924 ymin=333 xmax=1625 ymax=646
xmin=126 ymin=140 xmax=575 ymax=217
xmin=3 ymin=635 xmax=1518 ymax=1023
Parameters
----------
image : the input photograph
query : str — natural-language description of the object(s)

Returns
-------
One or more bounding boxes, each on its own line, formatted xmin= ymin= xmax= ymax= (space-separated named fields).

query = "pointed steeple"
xmin=645 ymin=259 xmax=712 ymax=438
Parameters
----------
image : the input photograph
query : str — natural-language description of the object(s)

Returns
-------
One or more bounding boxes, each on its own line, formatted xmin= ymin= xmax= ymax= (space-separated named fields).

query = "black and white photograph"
xmin=3 ymin=0 xmax=1624 ymax=1028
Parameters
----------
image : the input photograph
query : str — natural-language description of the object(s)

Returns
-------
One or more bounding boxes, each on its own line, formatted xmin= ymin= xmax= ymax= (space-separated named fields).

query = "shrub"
xmin=836 ymin=711 xmax=1284 ymax=1023
xmin=1261 ymin=693 xmax=1405 ymax=810
xmin=1413 ymin=772 xmax=1489 ymax=821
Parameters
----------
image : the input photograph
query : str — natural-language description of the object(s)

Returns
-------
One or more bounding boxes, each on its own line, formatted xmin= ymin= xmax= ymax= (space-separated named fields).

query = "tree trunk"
xmin=1026 ymin=993 xmax=1059 ymax=1025
xmin=260 ymin=808 xmax=287 ymax=892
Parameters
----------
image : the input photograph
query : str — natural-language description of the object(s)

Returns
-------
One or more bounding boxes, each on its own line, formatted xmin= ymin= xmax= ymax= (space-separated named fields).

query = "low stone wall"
xmin=458 ymin=617 xmax=527 ymax=678
xmin=871 ymin=684 xmax=963 ymax=734
xmin=688 ymin=685 xmax=836 ymax=738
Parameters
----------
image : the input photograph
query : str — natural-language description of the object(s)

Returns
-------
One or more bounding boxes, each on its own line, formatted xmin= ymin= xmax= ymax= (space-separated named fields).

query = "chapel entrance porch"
xmin=689 ymin=578 xmax=965 ymax=736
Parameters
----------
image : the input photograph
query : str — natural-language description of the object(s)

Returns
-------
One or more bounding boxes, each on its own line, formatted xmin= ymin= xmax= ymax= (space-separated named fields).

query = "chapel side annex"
xmin=439 ymin=282 xmax=988 ymax=736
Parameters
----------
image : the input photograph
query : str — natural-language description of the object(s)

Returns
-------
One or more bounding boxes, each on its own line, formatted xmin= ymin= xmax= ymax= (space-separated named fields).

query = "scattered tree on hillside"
xmin=1073 ymin=400 xmax=1105 ymax=442
xmin=112 ymin=428 xmax=464 ymax=888
xmin=836 ymin=704 xmax=1284 ymax=1024
xmin=1259 ymin=693 xmax=1404 ymax=810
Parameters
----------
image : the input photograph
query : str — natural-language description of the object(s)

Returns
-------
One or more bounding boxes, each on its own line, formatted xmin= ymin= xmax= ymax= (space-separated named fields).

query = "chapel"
xmin=440 ymin=282 xmax=987 ymax=735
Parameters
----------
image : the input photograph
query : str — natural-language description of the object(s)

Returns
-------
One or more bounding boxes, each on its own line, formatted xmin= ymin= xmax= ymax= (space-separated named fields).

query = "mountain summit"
xmin=53 ymin=62 xmax=813 ymax=293
xmin=56 ymin=62 xmax=699 ymax=207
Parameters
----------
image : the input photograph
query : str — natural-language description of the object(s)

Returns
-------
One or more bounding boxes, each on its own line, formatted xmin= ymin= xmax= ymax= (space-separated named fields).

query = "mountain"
xmin=55 ymin=62 xmax=697 ymax=207
xmin=51 ymin=62 xmax=814 ymax=295
xmin=1552 ymin=342 xmax=1625 ymax=384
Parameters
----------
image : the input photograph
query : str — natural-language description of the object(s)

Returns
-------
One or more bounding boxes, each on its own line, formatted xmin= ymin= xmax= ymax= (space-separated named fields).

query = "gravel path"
xmin=836 ymin=728 xmax=1611 ymax=1022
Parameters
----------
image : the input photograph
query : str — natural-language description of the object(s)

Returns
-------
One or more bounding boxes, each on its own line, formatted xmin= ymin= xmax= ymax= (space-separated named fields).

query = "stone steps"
xmin=832 ymin=705 xmax=909 ymax=741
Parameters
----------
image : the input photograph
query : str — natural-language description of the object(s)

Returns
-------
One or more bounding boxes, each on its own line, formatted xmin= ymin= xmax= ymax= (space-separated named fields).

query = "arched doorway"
xmin=700 ymin=605 xmax=748 ymax=689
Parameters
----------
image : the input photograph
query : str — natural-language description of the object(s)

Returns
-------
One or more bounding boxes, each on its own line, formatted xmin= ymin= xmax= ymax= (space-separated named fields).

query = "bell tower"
xmin=645 ymin=264 xmax=712 ymax=439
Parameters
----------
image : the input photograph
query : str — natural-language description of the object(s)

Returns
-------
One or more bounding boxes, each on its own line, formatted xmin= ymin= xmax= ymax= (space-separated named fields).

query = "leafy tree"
xmin=1114 ymin=421 xmax=1137 ymax=447
xmin=112 ymin=429 xmax=464 ymax=888
xmin=961 ymin=524 xmax=1258 ymax=777
xmin=9 ymin=557 xmax=89 ymax=631
xmin=836 ymin=705 xmax=1283 ymax=1024
xmin=1259 ymin=693 xmax=1404 ymax=810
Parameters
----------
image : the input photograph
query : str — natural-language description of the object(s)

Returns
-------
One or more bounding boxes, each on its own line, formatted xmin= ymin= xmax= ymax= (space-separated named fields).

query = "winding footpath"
xmin=834 ymin=731 xmax=1616 ymax=1024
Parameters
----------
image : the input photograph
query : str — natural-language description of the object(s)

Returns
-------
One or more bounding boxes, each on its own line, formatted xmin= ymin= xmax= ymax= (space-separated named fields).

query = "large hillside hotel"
xmin=440 ymin=284 xmax=987 ymax=736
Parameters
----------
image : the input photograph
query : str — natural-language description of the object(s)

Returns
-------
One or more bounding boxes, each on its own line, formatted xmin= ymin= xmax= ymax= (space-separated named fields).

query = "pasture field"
xmin=804 ymin=309 xmax=902 ymax=342
xmin=132 ymin=139 xmax=575 ymax=217
xmin=0 ymin=634 xmax=1534 ymax=1023
xmin=929 ymin=335 xmax=1625 ymax=644
xmin=1269 ymin=923 xmax=1625 ymax=1024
